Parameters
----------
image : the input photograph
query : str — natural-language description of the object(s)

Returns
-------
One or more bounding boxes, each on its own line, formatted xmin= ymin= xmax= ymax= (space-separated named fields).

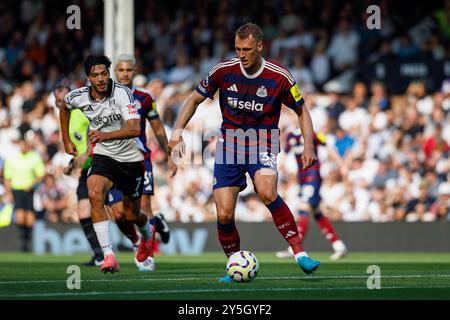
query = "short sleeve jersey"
xmin=196 ymin=57 xmax=305 ymax=153
xmin=64 ymin=79 xmax=144 ymax=162
xmin=132 ymin=87 xmax=159 ymax=156
xmin=4 ymin=151 xmax=45 ymax=190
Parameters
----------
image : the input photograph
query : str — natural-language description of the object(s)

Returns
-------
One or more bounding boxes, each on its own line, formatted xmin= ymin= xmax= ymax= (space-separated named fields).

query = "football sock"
xmin=294 ymin=251 xmax=309 ymax=261
xmin=266 ymin=195 xmax=304 ymax=255
xmin=314 ymin=213 xmax=339 ymax=243
xmin=217 ymin=221 xmax=240 ymax=257
xmin=115 ymin=217 xmax=139 ymax=245
xmin=93 ymin=220 xmax=113 ymax=256
xmin=24 ymin=225 xmax=32 ymax=242
xmin=297 ymin=210 xmax=310 ymax=241
xmin=18 ymin=225 xmax=32 ymax=251
xmin=136 ymin=218 xmax=152 ymax=241
xmin=80 ymin=218 xmax=104 ymax=258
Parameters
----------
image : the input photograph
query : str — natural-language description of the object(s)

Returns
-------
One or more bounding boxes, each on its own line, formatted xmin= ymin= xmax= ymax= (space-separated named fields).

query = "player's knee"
xmin=88 ymin=189 xmax=104 ymax=206
xmin=258 ymin=190 xmax=278 ymax=205
xmin=217 ymin=214 xmax=234 ymax=225
xmin=216 ymin=208 xmax=234 ymax=224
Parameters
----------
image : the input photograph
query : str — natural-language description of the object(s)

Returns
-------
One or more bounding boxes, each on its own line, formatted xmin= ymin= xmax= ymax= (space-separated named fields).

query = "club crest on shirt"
xmin=109 ymin=98 xmax=115 ymax=107
xmin=256 ymin=85 xmax=267 ymax=98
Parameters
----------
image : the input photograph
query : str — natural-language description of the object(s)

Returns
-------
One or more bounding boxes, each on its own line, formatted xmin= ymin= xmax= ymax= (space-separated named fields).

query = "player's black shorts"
xmin=12 ymin=189 xmax=34 ymax=211
xmin=88 ymin=154 xmax=145 ymax=199
xmin=76 ymin=168 xmax=89 ymax=201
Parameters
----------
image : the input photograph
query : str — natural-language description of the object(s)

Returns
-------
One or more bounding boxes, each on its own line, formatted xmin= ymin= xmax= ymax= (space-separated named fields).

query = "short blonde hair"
xmin=235 ymin=23 xmax=263 ymax=43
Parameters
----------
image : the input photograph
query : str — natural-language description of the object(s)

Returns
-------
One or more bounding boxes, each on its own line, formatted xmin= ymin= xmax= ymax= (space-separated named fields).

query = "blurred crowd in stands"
xmin=0 ymin=0 xmax=449 ymax=224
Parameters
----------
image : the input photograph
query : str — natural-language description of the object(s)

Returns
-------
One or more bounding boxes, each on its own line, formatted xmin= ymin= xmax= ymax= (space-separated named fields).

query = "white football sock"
xmin=294 ymin=251 xmax=309 ymax=261
xmin=332 ymin=239 xmax=347 ymax=252
xmin=93 ymin=220 xmax=114 ymax=256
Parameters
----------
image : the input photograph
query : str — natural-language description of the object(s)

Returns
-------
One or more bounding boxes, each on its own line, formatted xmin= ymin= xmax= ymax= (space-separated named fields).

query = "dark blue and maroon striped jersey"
xmin=196 ymin=57 xmax=305 ymax=154
xmin=133 ymin=87 xmax=159 ymax=156
xmin=284 ymin=129 xmax=325 ymax=183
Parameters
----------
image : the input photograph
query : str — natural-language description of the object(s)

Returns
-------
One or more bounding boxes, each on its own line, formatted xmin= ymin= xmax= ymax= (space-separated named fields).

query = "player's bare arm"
xmin=150 ymin=117 xmax=177 ymax=177
xmin=64 ymin=122 xmax=91 ymax=175
xmin=3 ymin=179 xmax=13 ymax=204
xmin=168 ymin=90 xmax=206 ymax=156
xmin=88 ymin=119 xmax=140 ymax=143
xmin=59 ymin=99 xmax=78 ymax=156
xmin=294 ymin=105 xmax=317 ymax=169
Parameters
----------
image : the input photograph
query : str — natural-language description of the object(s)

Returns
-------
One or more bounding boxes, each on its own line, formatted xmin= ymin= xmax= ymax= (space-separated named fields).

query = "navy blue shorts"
xmin=298 ymin=180 xmax=321 ymax=208
xmin=213 ymin=140 xmax=278 ymax=190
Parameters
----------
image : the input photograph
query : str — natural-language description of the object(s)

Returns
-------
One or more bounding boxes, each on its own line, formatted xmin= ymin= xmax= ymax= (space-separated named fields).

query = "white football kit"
xmin=64 ymin=79 xmax=145 ymax=162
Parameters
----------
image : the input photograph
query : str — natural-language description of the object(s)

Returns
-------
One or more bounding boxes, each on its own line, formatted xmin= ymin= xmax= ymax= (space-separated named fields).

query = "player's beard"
xmin=94 ymin=81 xmax=108 ymax=94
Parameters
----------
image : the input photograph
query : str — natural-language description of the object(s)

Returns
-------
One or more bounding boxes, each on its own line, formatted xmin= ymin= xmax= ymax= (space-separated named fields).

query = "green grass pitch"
xmin=0 ymin=252 xmax=449 ymax=300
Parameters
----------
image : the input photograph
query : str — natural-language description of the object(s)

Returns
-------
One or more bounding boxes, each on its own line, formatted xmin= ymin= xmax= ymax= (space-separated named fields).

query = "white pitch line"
xmin=1 ymin=274 xmax=450 ymax=285
xmin=2 ymin=285 xmax=450 ymax=298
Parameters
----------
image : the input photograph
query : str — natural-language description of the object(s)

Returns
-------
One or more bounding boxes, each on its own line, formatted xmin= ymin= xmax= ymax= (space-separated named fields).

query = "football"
xmin=226 ymin=250 xmax=259 ymax=282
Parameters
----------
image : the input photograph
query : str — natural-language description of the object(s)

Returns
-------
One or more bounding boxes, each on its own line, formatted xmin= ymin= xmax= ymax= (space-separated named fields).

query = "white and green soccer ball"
xmin=226 ymin=250 xmax=259 ymax=282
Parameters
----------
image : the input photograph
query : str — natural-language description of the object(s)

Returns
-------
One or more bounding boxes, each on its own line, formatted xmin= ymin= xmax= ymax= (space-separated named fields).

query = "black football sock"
xmin=80 ymin=218 xmax=104 ymax=259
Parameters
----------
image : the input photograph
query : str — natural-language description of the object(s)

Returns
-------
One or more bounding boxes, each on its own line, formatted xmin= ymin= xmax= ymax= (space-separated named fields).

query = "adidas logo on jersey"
xmin=227 ymin=84 xmax=238 ymax=92
xmin=84 ymin=105 xmax=94 ymax=112
xmin=227 ymin=84 xmax=263 ymax=112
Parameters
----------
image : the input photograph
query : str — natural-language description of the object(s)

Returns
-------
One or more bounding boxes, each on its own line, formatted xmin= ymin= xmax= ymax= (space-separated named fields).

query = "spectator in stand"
xmin=310 ymin=40 xmax=331 ymax=90
xmin=327 ymin=19 xmax=360 ymax=73
xmin=431 ymin=182 xmax=450 ymax=221
xmin=352 ymin=81 xmax=369 ymax=110
xmin=338 ymin=97 xmax=369 ymax=135
xmin=333 ymin=126 xmax=355 ymax=158
xmin=405 ymin=182 xmax=437 ymax=222
xmin=422 ymin=124 xmax=449 ymax=166
xmin=37 ymin=173 xmax=69 ymax=223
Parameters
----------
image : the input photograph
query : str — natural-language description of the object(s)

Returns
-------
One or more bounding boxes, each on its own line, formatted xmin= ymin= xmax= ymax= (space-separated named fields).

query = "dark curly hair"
xmin=84 ymin=55 xmax=112 ymax=76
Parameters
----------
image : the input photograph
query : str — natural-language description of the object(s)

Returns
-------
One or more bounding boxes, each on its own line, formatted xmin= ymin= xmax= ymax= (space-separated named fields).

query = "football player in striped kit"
xmin=169 ymin=23 xmax=321 ymax=282
xmin=276 ymin=129 xmax=347 ymax=260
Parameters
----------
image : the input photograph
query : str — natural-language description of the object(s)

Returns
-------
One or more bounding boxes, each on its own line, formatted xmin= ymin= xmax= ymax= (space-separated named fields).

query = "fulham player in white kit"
xmin=59 ymin=55 xmax=153 ymax=273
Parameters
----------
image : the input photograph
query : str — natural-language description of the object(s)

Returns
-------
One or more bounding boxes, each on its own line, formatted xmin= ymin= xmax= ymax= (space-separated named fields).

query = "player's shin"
xmin=80 ymin=217 xmax=104 ymax=258
xmin=267 ymin=195 xmax=305 ymax=255
xmin=133 ymin=213 xmax=152 ymax=240
xmin=93 ymin=220 xmax=114 ymax=256
xmin=217 ymin=221 xmax=240 ymax=257
xmin=297 ymin=210 xmax=310 ymax=241
xmin=116 ymin=217 xmax=139 ymax=245
xmin=314 ymin=212 xmax=339 ymax=243
xmin=91 ymin=203 xmax=114 ymax=256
